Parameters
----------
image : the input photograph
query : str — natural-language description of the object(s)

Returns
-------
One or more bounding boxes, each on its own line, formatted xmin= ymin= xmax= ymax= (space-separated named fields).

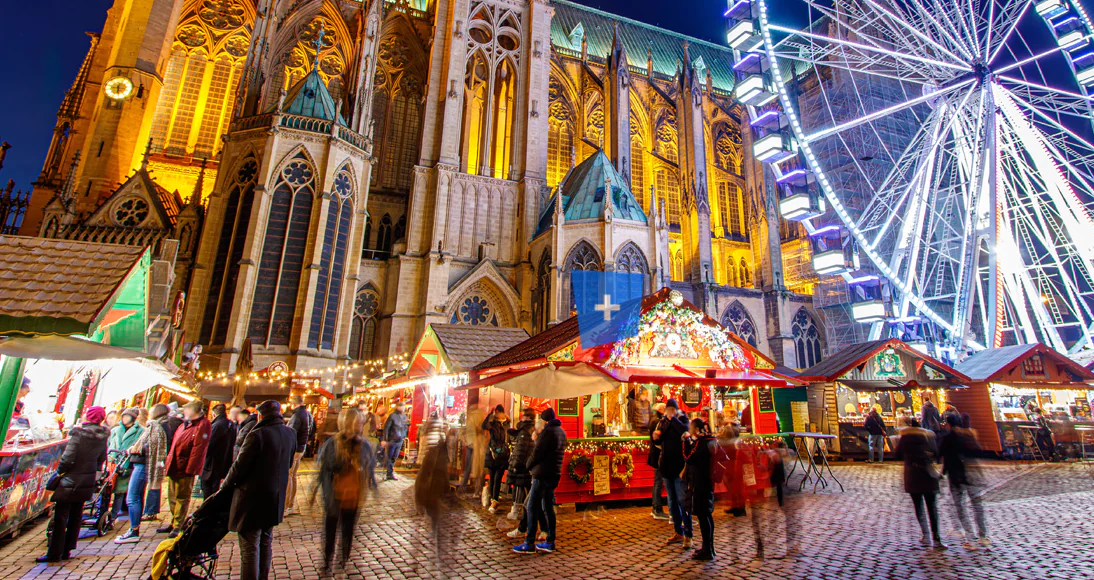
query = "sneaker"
xmin=962 ymin=541 xmax=978 ymax=550
xmin=665 ymin=533 xmax=684 ymax=545
xmin=167 ymin=529 xmax=180 ymax=539
xmin=512 ymin=542 xmax=537 ymax=555
xmin=537 ymin=532 xmax=547 ymax=542
xmin=155 ymin=525 xmax=173 ymax=534
xmin=535 ymin=542 xmax=555 ymax=553
xmin=652 ymin=510 xmax=670 ymax=520
xmin=507 ymin=506 xmax=522 ymax=521
xmin=488 ymin=500 xmax=499 ymax=514
xmin=682 ymin=537 xmax=693 ymax=550
xmin=978 ymin=537 xmax=992 ymax=547
xmin=114 ymin=529 xmax=140 ymax=544
xmin=140 ymin=514 xmax=159 ymax=522
xmin=933 ymin=539 xmax=948 ymax=551
xmin=506 ymin=528 xmax=525 ymax=538
xmin=284 ymin=508 xmax=298 ymax=516
xmin=481 ymin=488 xmax=490 ymax=508
xmin=35 ymin=555 xmax=60 ymax=563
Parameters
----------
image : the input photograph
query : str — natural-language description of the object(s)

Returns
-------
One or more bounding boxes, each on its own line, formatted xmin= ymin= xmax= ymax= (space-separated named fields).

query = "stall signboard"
xmin=791 ymin=401 xmax=809 ymax=433
xmin=1022 ymin=354 xmax=1047 ymax=379
xmin=874 ymin=349 xmax=906 ymax=378
xmin=756 ymin=386 xmax=776 ymax=413
xmin=682 ymin=384 xmax=703 ymax=409
xmin=558 ymin=397 xmax=580 ymax=416
xmin=593 ymin=454 xmax=610 ymax=495
xmin=1075 ymin=397 xmax=1091 ymax=419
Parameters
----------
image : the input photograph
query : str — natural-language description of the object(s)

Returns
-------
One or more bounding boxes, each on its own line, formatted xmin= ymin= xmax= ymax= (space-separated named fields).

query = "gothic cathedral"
xmin=22 ymin=0 xmax=827 ymax=375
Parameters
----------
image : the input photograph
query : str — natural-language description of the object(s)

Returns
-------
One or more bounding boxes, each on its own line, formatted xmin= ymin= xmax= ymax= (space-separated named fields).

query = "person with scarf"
xmin=116 ymin=404 xmax=169 ymax=543
xmin=105 ymin=408 xmax=144 ymax=521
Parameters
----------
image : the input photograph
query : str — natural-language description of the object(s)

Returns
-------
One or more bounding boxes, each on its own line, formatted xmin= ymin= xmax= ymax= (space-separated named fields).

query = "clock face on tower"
xmin=104 ymin=76 xmax=134 ymax=100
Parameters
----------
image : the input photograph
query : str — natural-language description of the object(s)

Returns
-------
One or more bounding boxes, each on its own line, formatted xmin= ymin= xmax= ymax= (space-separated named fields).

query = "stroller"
xmin=151 ymin=487 xmax=232 ymax=580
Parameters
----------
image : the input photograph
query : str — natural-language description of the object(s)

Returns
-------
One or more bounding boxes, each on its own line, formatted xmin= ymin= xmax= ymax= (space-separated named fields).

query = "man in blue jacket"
xmin=382 ymin=401 xmax=410 ymax=480
xmin=513 ymin=407 xmax=567 ymax=554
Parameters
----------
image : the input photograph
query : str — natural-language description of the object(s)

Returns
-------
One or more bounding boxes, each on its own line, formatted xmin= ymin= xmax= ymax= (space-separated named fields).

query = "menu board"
xmin=682 ymin=385 xmax=704 ymax=409
xmin=756 ymin=386 xmax=776 ymax=413
xmin=593 ymin=454 xmax=610 ymax=495
xmin=1075 ymin=397 xmax=1091 ymax=419
xmin=791 ymin=401 xmax=809 ymax=433
xmin=557 ymin=397 xmax=580 ymax=416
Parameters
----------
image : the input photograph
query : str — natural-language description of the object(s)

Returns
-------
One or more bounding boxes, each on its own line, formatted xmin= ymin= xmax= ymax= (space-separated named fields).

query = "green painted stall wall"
xmin=0 ymin=356 xmax=28 ymax=442
xmin=107 ymin=252 xmax=150 ymax=351
xmin=773 ymin=387 xmax=808 ymax=433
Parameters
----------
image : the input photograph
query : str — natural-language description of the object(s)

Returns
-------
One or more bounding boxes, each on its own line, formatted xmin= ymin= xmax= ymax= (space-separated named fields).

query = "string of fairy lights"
xmin=192 ymin=352 xmax=411 ymax=393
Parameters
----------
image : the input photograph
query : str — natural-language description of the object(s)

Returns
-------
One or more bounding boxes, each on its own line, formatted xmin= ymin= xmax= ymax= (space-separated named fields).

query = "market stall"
xmin=951 ymin=343 xmax=1094 ymax=458
xmin=0 ymin=237 xmax=170 ymax=538
xmin=470 ymin=288 xmax=790 ymax=504
xmin=797 ymin=339 xmax=971 ymax=457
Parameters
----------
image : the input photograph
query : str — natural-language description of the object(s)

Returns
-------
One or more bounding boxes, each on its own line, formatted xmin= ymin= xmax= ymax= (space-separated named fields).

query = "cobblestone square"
xmin=2 ymin=462 xmax=1093 ymax=579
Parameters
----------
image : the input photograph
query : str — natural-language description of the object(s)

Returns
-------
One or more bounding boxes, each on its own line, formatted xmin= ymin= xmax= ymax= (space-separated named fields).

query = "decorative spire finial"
xmin=313 ymin=21 xmax=326 ymax=72
xmin=141 ymin=136 xmax=153 ymax=171
xmin=191 ymin=158 xmax=207 ymax=207
xmin=61 ymin=151 xmax=81 ymax=209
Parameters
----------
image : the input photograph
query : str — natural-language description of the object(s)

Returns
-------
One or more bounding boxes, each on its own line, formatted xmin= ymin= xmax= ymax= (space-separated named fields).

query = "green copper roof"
xmin=535 ymin=150 xmax=647 ymax=238
xmin=550 ymin=0 xmax=736 ymax=92
xmin=279 ymin=69 xmax=346 ymax=124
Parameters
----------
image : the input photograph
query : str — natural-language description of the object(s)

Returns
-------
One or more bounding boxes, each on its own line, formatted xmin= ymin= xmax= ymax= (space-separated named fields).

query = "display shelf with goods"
xmin=797 ymin=339 xmax=971 ymax=457
xmin=952 ymin=343 xmax=1094 ymax=458
xmin=470 ymin=288 xmax=793 ymax=504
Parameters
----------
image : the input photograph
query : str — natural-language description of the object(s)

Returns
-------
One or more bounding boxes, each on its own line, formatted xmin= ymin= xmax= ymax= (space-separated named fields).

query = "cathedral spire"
xmin=140 ymin=137 xmax=153 ymax=172
xmin=190 ymin=157 xmax=207 ymax=207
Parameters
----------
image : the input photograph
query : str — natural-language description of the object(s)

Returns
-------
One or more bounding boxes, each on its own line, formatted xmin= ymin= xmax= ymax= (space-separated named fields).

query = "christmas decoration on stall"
xmin=610 ymin=453 xmax=634 ymax=486
xmin=567 ymin=452 xmax=593 ymax=484
xmin=567 ymin=438 xmax=649 ymax=454
xmin=606 ymin=299 xmax=751 ymax=369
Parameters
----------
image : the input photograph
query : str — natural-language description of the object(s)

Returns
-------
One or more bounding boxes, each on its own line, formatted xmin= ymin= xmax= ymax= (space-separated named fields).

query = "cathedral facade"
xmin=23 ymin=0 xmax=827 ymax=376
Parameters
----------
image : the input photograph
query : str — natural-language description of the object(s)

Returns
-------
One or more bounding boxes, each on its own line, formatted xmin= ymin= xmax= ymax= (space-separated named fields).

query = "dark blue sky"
xmin=0 ymin=0 xmax=726 ymax=194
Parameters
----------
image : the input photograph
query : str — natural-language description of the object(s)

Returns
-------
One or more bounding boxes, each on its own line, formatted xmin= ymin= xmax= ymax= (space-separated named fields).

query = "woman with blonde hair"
xmin=311 ymin=407 xmax=376 ymax=571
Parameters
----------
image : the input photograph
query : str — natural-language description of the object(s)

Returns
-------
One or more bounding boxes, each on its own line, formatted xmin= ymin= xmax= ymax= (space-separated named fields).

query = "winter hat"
xmin=84 ymin=406 xmax=106 ymax=425
xmin=120 ymin=407 xmax=140 ymax=422
xmin=665 ymin=398 xmax=679 ymax=409
xmin=257 ymin=399 xmax=282 ymax=417
xmin=540 ymin=407 xmax=556 ymax=422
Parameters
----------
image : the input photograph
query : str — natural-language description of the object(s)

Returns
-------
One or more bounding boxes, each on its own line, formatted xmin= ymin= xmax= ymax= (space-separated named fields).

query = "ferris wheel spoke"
xmin=908 ymin=0 xmax=979 ymax=62
xmin=768 ymin=46 xmax=930 ymax=84
xmin=987 ymin=0 xmax=1034 ymax=66
xmin=928 ymin=0 xmax=982 ymax=61
xmin=994 ymin=44 xmax=1072 ymax=77
xmin=1002 ymin=88 xmax=1094 ymax=183
xmin=801 ymin=78 xmax=975 ymax=145
xmin=849 ymin=0 xmax=974 ymax=66
xmin=765 ymin=24 xmax=973 ymax=77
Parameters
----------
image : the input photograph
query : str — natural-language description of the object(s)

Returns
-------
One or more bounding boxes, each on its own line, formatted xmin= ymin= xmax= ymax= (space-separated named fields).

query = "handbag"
xmin=923 ymin=461 xmax=942 ymax=480
xmin=46 ymin=473 xmax=61 ymax=491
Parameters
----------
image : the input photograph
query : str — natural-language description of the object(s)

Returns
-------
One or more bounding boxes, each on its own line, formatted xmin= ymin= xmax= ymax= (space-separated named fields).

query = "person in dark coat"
xmin=235 ymin=409 xmax=257 ymax=458
xmin=920 ymin=400 xmax=942 ymax=434
xmin=895 ymin=417 xmax=945 ymax=550
xmin=285 ymin=396 xmax=313 ymax=514
xmin=160 ymin=408 xmax=183 ymax=449
xmin=939 ymin=413 xmax=990 ymax=548
xmin=382 ymin=401 xmax=410 ymax=481
xmin=221 ymin=400 xmax=297 ymax=580
xmin=505 ymin=408 xmax=538 ymax=533
xmin=201 ymin=404 xmax=237 ymax=498
xmin=481 ymin=404 xmax=511 ymax=513
xmin=309 ymin=407 xmax=374 ymax=571
xmin=684 ymin=418 xmax=717 ymax=560
xmin=37 ymin=406 xmax=110 ymax=563
xmin=864 ymin=409 xmax=887 ymax=463
xmin=512 ymin=407 xmax=566 ymax=554
xmin=654 ymin=399 xmax=693 ymax=547
xmin=647 ymin=403 xmax=669 ymax=520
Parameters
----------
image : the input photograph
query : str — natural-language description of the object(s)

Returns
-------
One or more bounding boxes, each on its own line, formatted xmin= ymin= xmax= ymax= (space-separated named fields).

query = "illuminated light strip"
xmin=776 ymin=168 xmax=808 ymax=183
xmin=749 ymin=110 xmax=779 ymax=126
xmin=755 ymin=0 xmax=985 ymax=350
xmin=733 ymin=53 xmax=761 ymax=70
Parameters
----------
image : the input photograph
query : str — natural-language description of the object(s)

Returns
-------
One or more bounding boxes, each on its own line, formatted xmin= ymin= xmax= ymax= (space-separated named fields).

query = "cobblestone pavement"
xmin=2 ymin=461 xmax=1093 ymax=579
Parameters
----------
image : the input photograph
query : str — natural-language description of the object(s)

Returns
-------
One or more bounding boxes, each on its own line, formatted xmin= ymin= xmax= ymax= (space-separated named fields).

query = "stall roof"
xmin=955 ymin=343 xmax=1094 ymax=383
xmin=426 ymin=324 xmax=530 ymax=372
xmin=0 ymin=236 xmax=149 ymax=337
xmin=797 ymin=338 xmax=969 ymax=383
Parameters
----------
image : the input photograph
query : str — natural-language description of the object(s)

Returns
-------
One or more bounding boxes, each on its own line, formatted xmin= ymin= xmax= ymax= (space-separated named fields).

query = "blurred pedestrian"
xmin=896 ymin=417 xmax=945 ymax=550
xmin=137 ymin=408 xmax=150 ymax=428
xmin=382 ymin=401 xmax=410 ymax=481
xmin=458 ymin=407 xmax=486 ymax=493
xmin=158 ymin=400 xmax=210 ymax=538
xmin=202 ymin=403 xmax=237 ymax=498
xmin=482 ymin=404 xmax=510 ymax=513
xmin=865 ymin=408 xmax=887 ymax=463
xmin=106 ymin=410 xmax=119 ymax=429
xmin=718 ymin=423 xmax=746 ymax=517
xmin=115 ymin=404 xmax=169 ymax=544
xmin=628 ymin=388 xmax=652 ymax=432
xmin=311 ymin=408 xmax=373 ymax=571
xmin=161 ymin=403 xmax=183 ymax=445
xmin=415 ymin=431 xmax=454 ymax=561
xmin=418 ymin=409 xmax=446 ymax=467
xmin=684 ymin=418 xmax=716 ymax=560
xmin=140 ymin=404 xmax=171 ymax=522
xmin=921 ymin=399 xmax=942 ymax=434
xmin=655 ymin=399 xmax=693 ymax=548
xmin=512 ymin=407 xmax=566 ymax=554
xmin=505 ymin=408 xmax=536 ymax=529
xmin=228 ymin=405 xmax=242 ymax=425
xmin=105 ymin=408 xmax=143 ymax=521
xmin=36 ymin=407 xmax=109 ymax=563
xmin=940 ymin=413 xmax=990 ymax=549
xmin=285 ymin=396 xmax=314 ymax=515
xmin=648 ymin=403 xmax=669 ymax=520
xmin=222 ymin=400 xmax=296 ymax=580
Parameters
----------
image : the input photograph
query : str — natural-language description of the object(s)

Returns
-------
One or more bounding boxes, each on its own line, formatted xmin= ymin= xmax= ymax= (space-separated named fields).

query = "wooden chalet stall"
xmin=470 ymin=289 xmax=789 ymax=504
xmin=797 ymin=339 xmax=970 ymax=457
xmin=951 ymin=343 xmax=1094 ymax=457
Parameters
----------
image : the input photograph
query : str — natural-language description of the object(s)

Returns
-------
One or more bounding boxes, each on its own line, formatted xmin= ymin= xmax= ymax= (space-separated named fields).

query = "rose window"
xmin=457 ymin=296 xmax=492 ymax=326
xmin=283 ymin=161 xmax=313 ymax=187
xmin=114 ymin=198 xmax=150 ymax=227
xmin=333 ymin=172 xmax=352 ymax=199
xmin=355 ymin=291 xmax=378 ymax=318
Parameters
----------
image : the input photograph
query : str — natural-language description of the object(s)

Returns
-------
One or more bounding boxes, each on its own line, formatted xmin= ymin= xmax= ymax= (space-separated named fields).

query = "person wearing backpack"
xmin=310 ymin=407 xmax=375 ymax=572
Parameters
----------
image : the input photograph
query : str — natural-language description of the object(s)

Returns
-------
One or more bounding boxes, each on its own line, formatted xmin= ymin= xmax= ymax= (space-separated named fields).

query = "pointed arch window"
xmin=792 ymin=309 xmax=824 ymax=369
xmin=656 ymin=168 xmax=681 ymax=226
xmin=372 ymin=30 xmax=425 ymax=192
xmin=361 ymin=214 xmax=372 ymax=253
xmin=721 ymin=302 xmax=758 ymax=347
xmin=309 ymin=166 xmax=354 ymax=350
xmin=532 ymin=251 xmax=552 ymax=334
xmin=631 ymin=136 xmax=646 ymax=211
xmin=201 ymin=156 xmax=258 ymax=345
xmin=450 ymin=294 xmax=499 ymax=326
xmin=377 ymin=214 xmax=393 ymax=254
xmin=248 ymin=152 xmax=315 ymax=346
xmin=562 ymin=241 xmax=602 ymax=314
xmin=461 ymin=2 xmax=522 ymax=178
xmin=547 ymin=78 xmax=575 ymax=189
xmin=348 ymin=285 xmax=380 ymax=361
xmin=726 ymin=256 xmax=738 ymax=287
xmin=739 ymin=257 xmax=751 ymax=287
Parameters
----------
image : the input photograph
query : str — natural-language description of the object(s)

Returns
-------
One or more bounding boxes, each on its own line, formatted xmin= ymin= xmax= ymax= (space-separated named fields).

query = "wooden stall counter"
xmin=0 ymin=438 xmax=66 ymax=538
xmin=556 ymin=437 xmax=655 ymax=504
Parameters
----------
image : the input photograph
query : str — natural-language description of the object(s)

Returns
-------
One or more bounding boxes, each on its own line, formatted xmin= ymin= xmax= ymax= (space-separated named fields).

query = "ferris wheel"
xmin=725 ymin=0 xmax=1094 ymax=356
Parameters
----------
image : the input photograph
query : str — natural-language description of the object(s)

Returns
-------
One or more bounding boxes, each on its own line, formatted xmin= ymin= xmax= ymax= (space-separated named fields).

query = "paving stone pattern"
xmin=2 ymin=462 xmax=1093 ymax=579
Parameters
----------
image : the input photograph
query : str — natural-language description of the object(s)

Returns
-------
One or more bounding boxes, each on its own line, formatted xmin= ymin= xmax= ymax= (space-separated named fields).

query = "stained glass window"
xmin=349 ymin=286 xmax=380 ymax=360
xmin=792 ymin=308 xmax=824 ymax=369
xmin=721 ymin=302 xmax=757 ymax=346
xmin=450 ymin=295 xmax=498 ymax=326
xmin=201 ymin=157 xmax=257 ymax=344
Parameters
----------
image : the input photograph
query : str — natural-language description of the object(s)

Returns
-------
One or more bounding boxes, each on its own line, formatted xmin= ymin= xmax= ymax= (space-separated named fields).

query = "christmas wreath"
xmin=567 ymin=452 xmax=593 ymax=484
xmin=611 ymin=453 xmax=634 ymax=486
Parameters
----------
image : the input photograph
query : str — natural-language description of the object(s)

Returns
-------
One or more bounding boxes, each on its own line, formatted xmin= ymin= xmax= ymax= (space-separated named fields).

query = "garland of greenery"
xmin=567 ymin=452 xmax=593 ymax=484
xmin=611 ymin=452 xmax=634 ymax=486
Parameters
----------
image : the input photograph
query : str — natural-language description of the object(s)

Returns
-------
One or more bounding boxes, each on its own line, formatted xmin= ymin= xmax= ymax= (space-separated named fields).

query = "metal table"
xmin=788 ymin=432 xmax=843 ymax=493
